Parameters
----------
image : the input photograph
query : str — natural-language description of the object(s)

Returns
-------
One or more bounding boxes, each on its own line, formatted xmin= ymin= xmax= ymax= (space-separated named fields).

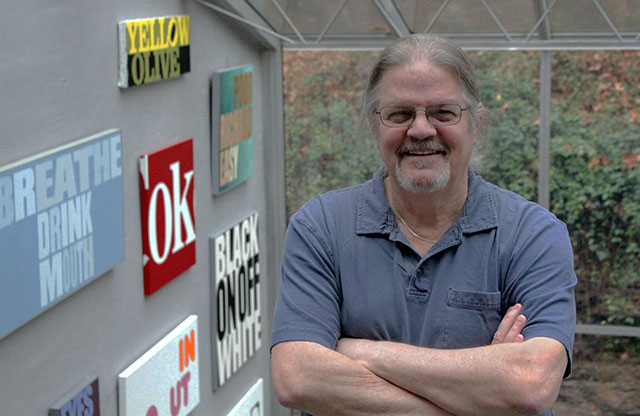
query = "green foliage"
xmin=285 ymin=98 xmax=380 ymax=214
xmin=283 ymin=51 xmax=380 ymax=215
xmin=283 ymin=49 xmax=640 ymax=347
xmin=549 ymin=51 xmax=640 ymax=327
xmin=470 ymin=51 xmax=540 ymax=201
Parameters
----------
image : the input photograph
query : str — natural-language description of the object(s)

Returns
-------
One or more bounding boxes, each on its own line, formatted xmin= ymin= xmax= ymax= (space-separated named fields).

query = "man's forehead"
xmin=382 ymin=61 xmax=458 ymax=82
xmin=379 ymin=63 xmax=461 ymax=98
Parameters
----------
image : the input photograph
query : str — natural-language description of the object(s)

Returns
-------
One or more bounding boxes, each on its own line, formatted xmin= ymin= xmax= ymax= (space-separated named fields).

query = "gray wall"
xmin=0 ymin=0 xmax=287 ymax=415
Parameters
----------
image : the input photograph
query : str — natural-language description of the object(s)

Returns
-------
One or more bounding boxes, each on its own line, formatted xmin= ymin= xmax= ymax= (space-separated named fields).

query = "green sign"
xmin=211 ymin=66 xmax=254 ymax=194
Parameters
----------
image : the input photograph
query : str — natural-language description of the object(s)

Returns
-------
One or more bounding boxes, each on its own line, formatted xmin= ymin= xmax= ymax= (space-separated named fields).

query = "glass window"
xmin=469 ymin=50 xmax=540 ymax=202
xmin=283 ymin=47 xmax=640 ymax=413
xmin=550 ymin=50 xmax=640 ymax=328
xmin=550 ymin=0 xmax=614 ymax=34
xmin=395 ymin=0 xmax=537 ymax=36
xmin=246 ymin=0 xmax=392 ymax=36
xmin=283 ymin=50 xmax=380 ymax=217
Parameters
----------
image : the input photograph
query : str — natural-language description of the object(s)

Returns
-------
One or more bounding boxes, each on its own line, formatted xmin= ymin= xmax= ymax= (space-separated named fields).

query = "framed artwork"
xmin=0 ymin=129 xmax=124 ymax=340
xmin=139 ymin=138 xmax=195 ymax=296
xmin=118 ymin=315 xmax=200 ymax=416
xmin=210 ymin=65 xmax=254 ymax=194
xmin=226 ymin=378 xmax=263 ymax=416
xmin=210 ymin=212 xmax=261 ymax=388
xmin=118 ymin=15 xmax=190 ymax=88
xmin=49 ymin=377 xmax=100 ymax=416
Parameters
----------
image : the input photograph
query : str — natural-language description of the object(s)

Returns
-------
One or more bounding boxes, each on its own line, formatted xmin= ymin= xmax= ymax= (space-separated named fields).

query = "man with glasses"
xmin=271 ymin=34 xmax=576 ymax=415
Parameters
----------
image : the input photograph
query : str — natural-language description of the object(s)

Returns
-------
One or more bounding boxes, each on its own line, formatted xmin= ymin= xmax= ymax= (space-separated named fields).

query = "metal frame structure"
xmin=199 ymin=0 xmax=640 ymax=50
xmin=196 ymin=0 xmax=640 ymax=339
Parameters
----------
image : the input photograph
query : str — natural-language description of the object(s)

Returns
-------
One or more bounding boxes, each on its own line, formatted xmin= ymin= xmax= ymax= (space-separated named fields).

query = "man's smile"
xmin=398 ymin=141 xmax=449 ymax=159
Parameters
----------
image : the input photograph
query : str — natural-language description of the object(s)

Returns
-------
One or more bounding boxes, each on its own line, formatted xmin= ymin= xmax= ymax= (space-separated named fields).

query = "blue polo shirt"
xmin=272 ymin=169 xmax=576 ymax=414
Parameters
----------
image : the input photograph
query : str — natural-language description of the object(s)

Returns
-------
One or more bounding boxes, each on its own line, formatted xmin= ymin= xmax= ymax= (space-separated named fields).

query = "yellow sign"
xmin=118 ymin=15 xmax=190 ymax=88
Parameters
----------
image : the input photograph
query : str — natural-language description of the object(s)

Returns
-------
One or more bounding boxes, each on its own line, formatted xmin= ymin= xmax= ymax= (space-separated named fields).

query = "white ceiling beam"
xmin=315 ymin=0 xmax=350 ymax=44
xmin=373 ymin=0 xmax=411 ymax=38
xmin=270 ymin=0 xmax=306 ymax=43
xmin=591 ymin=0 xmax=623 ymax=42
xmin=283 ymin=37 xmax=640 ymax=51
xmin=193 ymin=0 xmax=295 ymax=46
xmin=480 ymin=0 xmax=513 ymax=42
xmin=532 ymin=0 xmax=552 ymax=40
xmin=423 ymin=0 xmax=452 ymax=34
xmin=524 ymin=0 xmax=558 ymax=42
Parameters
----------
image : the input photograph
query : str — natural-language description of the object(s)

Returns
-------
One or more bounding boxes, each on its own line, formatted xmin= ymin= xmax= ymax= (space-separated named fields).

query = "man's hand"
xmin=338 ymin=303 xmax=528 ymax=373
xmin=492 ymin=303 xmax=527 ymax=344
xmin=272 ymin=341 xmax=456 ymax=415
xmin=335 ymin=303 xmax=567 ymax=416
xmin=339 ymin=303 xmax=527 ymax=360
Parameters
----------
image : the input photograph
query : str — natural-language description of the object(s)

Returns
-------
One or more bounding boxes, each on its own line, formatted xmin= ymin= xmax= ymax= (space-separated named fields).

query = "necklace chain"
xmin=387 ymin=179 xmax=438 ymax=245
xmin=396 ymin=213 xmax=438 ymax=244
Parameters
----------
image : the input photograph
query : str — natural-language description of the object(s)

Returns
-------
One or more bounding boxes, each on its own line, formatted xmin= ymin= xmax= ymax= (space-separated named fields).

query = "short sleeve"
xmin=271 ymin=203 xmax=342 ymax=350
xmin=502 ymin=217 xmax=577 ymax=377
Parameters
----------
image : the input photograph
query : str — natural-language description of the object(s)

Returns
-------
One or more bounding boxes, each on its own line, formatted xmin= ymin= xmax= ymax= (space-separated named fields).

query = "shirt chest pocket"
xmin=442 ymin=288 xmax=502 ymax=349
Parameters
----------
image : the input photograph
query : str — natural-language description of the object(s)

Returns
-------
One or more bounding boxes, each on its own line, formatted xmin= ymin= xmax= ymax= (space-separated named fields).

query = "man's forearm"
xmin=271 ymin=341 xmax=453 ymax=416
xmin=337 ymin=337 xmax=567 ymax=416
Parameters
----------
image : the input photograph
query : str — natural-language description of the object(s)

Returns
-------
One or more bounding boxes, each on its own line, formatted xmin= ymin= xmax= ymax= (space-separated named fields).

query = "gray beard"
xmin=395 ymin=157 xmax=451 ymax=193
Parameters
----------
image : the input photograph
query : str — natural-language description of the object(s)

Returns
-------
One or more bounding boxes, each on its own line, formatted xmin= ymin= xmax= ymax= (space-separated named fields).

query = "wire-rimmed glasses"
xmin=375 ymin=103 xmax=469 ymax=127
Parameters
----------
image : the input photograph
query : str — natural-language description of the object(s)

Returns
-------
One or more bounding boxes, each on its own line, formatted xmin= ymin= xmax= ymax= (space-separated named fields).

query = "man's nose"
xmin=407 ymin=110 xmax=437 ymax=138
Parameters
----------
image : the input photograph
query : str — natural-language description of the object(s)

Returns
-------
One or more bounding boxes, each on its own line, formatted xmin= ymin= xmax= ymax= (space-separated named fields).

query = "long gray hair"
xmin=361 ymin=34 xmax=491 ymax=170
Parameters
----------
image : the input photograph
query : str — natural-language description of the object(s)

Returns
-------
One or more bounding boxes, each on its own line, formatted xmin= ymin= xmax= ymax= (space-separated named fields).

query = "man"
xmin=271 ymin=34 xmax=576 ymax=415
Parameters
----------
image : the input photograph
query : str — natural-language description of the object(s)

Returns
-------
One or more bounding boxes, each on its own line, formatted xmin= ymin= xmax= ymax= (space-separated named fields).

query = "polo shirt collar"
xmin=459 ymin=168 xmax=499 ymax=234
xmin=355 ymin=168 xmax=395 ymax=235
xmin=356 ymin=167 xmax=499 ymax=236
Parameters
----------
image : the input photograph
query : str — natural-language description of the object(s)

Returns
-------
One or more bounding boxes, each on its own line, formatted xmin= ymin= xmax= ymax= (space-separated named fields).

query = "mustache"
xmin=397 ymin=140 xmax=449 ymax=156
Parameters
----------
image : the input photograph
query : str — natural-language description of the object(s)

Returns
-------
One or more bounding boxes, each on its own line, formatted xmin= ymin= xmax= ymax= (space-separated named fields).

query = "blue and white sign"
xmin=49 ymin=377 xmax=100 ymax=416
xmin=0 ymin=129 xmax=124 ymax=340
xmin=226 ymin=378 xmax=263 ymax=416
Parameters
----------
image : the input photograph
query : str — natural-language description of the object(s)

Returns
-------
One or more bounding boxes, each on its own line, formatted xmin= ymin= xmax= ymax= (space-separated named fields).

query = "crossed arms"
xmin=271 ymin=304 xmax=568 ymax=416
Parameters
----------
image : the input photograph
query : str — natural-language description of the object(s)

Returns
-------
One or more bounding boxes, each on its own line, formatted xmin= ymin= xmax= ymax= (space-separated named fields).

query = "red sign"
xmin=139 ymin=138 xmax=196 ymax=295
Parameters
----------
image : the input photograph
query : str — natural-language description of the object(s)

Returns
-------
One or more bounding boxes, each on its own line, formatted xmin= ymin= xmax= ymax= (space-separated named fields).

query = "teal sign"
xmin=211 ymin=65 xmax=254 ymax=195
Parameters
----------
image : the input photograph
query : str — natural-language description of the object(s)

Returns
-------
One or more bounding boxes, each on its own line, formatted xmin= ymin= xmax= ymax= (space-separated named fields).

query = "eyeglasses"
xmin=375 ymin=104 xmax=469 ymax=128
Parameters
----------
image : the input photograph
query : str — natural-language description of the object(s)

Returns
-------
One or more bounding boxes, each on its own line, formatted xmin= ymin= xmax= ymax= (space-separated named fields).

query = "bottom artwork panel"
xmin=226 ymin=378 xmax=263 ymax=416
xmin=118 ymin=315 xmax=199 ymax=416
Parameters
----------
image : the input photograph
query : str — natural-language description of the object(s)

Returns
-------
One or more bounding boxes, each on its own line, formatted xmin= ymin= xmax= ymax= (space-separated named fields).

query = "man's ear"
xmin=369 ymin=114 xmax=379 ymax=139
xmin=471 ymin=102 xmax=484 ymax=144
